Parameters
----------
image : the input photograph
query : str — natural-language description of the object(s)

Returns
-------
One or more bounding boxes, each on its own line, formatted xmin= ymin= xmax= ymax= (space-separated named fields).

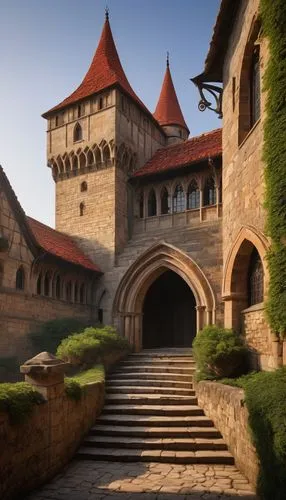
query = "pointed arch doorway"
xmin=113 ymin=242 xmax=216 ymax=352
xmin=143 ymin=269 xmax=196 ymax=348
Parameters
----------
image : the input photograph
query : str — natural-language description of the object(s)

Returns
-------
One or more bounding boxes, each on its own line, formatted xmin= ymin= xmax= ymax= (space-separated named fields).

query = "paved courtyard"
xmin=26 ymin=460 xmax=258 ymax=500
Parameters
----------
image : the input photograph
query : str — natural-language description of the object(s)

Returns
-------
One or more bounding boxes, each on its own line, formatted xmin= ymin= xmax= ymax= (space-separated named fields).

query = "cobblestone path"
xmin=26 ymin=459 xmax=258 ymax=499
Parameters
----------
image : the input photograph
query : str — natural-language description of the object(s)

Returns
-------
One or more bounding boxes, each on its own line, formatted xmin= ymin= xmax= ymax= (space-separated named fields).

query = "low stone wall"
xmin=0 ymin=349 xmax=128 ymax=500
xmin=195 ymin=380 xmax=259 ymax=487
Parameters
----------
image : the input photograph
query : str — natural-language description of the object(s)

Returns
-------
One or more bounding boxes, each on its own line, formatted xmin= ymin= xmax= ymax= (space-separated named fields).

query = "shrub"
xmin=29 ymin=317 xmax=88 ymax=354
xmin=0 ymin=382 xmax=44 ymax=423
xmin=57 ymin=325 xmax=130 ymax=365
xmin=222 ymin=368 xmax=286 ymax=499
xmin=193 ymin=325 xmax=248 ymax=380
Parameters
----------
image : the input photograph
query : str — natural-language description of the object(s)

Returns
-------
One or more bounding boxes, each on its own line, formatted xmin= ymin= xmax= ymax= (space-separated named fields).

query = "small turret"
xmin=154 ymin=54 xmax=189 ymax=145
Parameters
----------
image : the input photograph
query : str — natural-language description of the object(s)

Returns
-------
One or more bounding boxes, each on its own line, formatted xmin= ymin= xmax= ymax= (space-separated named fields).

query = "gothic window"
xmin=139 ymin=191 xmax=144 ymax=218
xmin=37 ymin=273 xmax=42 ymax=295
xmin=173 ymin=184 xmax=185 ymax=213
xmin=73 ymin=123 xmax=83 ymax=142
xmin=79 ymin=283 xmax=86 ymax=304
xmin=16 ymin=266 xmax=25 ymax=290
xmin=44 ymin=273 xmax=50 ymax=297
xmin=187 ymin=180 xmax=200 ymax=209
xmin=66 ymin=281 xmax=72 ymax=302
xmin=98 ymin=308 xmax=103 ymax=324
xmin=248 ymin=248 xmax=264 ymax=306
xmin=55 ymin=275 xmax=61 ymax=300
xmin=80 ymin=202 xmax=85 ymax=216
xmin=161 ymin=187 xmax=171 ymax=215
xmin=74 ymin=282 xmax=79 ymax=303
xmin=102 ymin=145 xmax=110 ymax=163
xmin=147 ymin=189 xmax=157 ymax=217
xmin=204 ymin=177 xmax=216 ymax=206
xmin=250 ymin=47 xmax=261 ymax=128
xmin=81 ymin=181 xmax=87 ymax=192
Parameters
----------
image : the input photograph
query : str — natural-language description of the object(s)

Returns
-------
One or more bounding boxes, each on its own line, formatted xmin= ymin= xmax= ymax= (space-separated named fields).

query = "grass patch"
xmin=65 ymin=364 xmax=105 ymax=401
xmin=0 ymin=382 xmax=44 ymax=423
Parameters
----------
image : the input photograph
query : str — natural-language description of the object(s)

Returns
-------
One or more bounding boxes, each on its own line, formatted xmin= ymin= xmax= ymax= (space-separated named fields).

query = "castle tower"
xmin=154 ymin=56 xmax=189 ymax=145
xmin=42 ymin=12 xmax=165 ymax=270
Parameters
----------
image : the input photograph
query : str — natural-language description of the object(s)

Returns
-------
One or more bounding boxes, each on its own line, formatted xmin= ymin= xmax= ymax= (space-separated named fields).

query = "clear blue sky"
xmin=0 ymin=0 xmax=220 ymax=227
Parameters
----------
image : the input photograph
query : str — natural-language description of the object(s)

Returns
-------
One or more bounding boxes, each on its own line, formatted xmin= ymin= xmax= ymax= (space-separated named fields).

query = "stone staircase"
xmin=77 ymin=349 xmax=234 ymax=464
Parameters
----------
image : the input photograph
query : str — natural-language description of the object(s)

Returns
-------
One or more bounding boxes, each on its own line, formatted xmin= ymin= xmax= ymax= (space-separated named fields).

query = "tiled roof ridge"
xmin=154 ymin=65 xmax=189 ymax=132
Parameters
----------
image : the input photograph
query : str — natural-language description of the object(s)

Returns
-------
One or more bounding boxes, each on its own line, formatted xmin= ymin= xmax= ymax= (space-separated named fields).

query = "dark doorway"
xmin=142 ymin=270 xmax=196 ymax=348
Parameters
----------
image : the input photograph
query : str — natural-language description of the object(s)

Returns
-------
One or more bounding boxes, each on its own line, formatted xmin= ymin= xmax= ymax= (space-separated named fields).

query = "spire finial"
xmin=166 ymin=51 xmax=169 ymax=68
xmin=105 ymin=6 xmax=109 ymax=20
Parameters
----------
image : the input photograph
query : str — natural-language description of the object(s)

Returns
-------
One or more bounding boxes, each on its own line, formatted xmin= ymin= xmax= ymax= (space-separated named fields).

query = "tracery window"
xmin=204 ymin=177 xmax=216 ymax=206
xmin=187 ymin=180 xmax=200 ymax=209
xmin=147 ymin=189 xmax=157 ymax=217
xmin=250 ymin=47 xmax=261 ymax=128
xmin=248 ymin=248 xmax=264 ymax=306
xmin=73 ymin=123 xmax=83 ymax=142
xmin=161 ymin=187 xmax=171 ymax=215
xmin=173 ymin=184 xmax=185 ymax=213
xmin=16 ymin=266 xmax=25 ymax=290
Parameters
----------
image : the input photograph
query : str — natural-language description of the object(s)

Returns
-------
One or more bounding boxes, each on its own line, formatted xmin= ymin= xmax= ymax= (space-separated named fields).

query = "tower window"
xmin=250 ymin=47 xmax=261 ymax=128
xmin=16 ymin=266 xmax=25 ymax=290
xmin=80 ymin=181 xmax=87 ymax=192
xmin=73 ymin=123 xmax=83 ymax=142
xmin=187 ymin=180 xmax=200 ymax=209
xmin=80 ymin=202 xmax=85 ymax=216
xmin=204 ymin=177 xmax=216 ymax=206
xmin=173 ymin=184 xmax=185 ymax=213
xmin=161 ymin=187 xmax=171 ymax=215
xmin=147 ymin=189 xmax=157 ymax=217
xmin=248 ymin=248 xmax=264 ymax=306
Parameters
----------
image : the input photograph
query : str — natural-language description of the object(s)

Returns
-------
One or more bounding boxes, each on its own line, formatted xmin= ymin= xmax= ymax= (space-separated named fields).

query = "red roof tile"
xmin=43 ymin=16 xmax=152 ymax=119
xmin=154 ymin=64 xmax=189 ymax=132
xmin=133 ymin=128 xmax=222 ymax=178
xmin=27 ymin=217 xmax=101 ymax=273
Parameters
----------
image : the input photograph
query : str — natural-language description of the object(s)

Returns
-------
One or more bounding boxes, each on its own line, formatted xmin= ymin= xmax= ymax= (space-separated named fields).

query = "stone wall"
xmin=195 ymin=380 xmax=259 ymax=487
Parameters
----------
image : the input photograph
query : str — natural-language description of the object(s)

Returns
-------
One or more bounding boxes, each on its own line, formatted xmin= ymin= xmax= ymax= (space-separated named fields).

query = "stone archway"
xmin=113 ymin=242 xmax=216 ymax=351
xmin=222 ymin=225 xmax=269 ymax=331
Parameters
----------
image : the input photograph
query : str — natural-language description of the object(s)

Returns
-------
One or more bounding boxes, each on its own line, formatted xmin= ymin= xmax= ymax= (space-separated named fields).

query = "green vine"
xmin=261 ymin=0 xmax=286 ymax=336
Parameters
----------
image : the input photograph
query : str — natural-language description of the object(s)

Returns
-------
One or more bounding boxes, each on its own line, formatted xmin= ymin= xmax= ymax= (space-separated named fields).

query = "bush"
xmin=222 ymin=368 xmax=286 ymax=499
xmin=193 ymin=325 xmax=248 ymax=380
xmin=57 ymin=325 xmax=130 ymax=366
xmin=0 ymin=382 xmax=44 ymax=423
xmin=29 ymin=317 xmax=88 ymax=354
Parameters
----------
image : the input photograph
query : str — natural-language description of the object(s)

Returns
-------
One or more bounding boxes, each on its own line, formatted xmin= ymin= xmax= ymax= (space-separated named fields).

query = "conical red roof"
xmin=43 ymin=15 xmax=150 ymax=117
xmin=154 ymin=64 xmax=189 ymax=133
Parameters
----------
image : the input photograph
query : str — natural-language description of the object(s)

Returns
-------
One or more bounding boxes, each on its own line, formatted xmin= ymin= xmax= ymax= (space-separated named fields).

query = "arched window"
xmin=37 ymin=273 xmax=42 ymax=295
xmin=147 ymin=189 xmax=157 ymax=217
xmin=187 ymin=180 xmax=200 ymax=209
xmin=55 ymin=275 xmax=61 ymax=300
xmin=139 ymin=191 xmax=144 ymax=218
xmin=66 ymin=281 xmax=72 ymax=302
xmin=16 ymin=266 xmax=25 ymax=290
xmin=161 ymin=187 xmax=170 ymax=215
xmin=44 ymin=273 xmax=50 ymax=297
xmin=73 ymin=123 xmax=82 ymax=142
xmin=250 ymin=47 xmax=261 ymax=128
xmin=173 ymin=184 xmax=185 ymax=213
xmin=103 ymin=145 xmax=110 ymax=163
xmin=80 ymin=202 xmax=85 ymax=216
xmin=80 ymin=181 xmax=87 ymax=192
xmin=248 ymin=248 xmax=264 ymax=306
xmin=204 ymin=177 xmax=216 ymax=206
xmin=79 ymin=283 xmax=86 ymax=304
xmin=74 ymin=282 xmax=79 ymax=303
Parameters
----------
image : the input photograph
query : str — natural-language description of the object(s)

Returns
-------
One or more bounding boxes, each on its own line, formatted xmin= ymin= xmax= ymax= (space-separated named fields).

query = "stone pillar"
xmin=196 ymin=305 xmax=206 ymax=332
xmin=20 ymin=352 xmax=68 ymax=400
xmin=134 ymin=313 xmax=143 ymax=352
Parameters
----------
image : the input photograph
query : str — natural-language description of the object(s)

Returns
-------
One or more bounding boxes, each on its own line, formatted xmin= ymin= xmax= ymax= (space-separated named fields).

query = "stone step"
xmin=90 ymin=424 xmax=222 ymax=439
xmin=106 ymin=378 xmax=193 ymax=389
xmin=77 ymin=447 xmax=234 ymax=465
xmin=108 ymin=372 xmax=192 ymax=382
xmin=102 ymin=405 xmax=204 ymax=416
xmin=106 ymin=385 xmax=195 ymax=396
xmin=112 ymin=365 xmax=195 ymax=374
xmin=83 ymin=435 xmax=227 ymax=451
xmin=122 ymin=359 xmax=195 ymax=366
xmin=97 ymin=414 xmax=213 ymax=427
xmin=105 ymin=394 xmax=198 ymax=406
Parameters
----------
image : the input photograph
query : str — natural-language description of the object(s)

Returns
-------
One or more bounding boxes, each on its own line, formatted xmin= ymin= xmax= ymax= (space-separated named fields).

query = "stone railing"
xmin=195 ymin=380 xmax=259 ymax=487
xmin=0 ymin=349 xmax=127 ymax=500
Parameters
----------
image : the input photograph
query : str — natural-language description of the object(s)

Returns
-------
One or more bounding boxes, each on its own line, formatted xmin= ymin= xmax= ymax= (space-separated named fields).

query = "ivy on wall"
xmin=260 ymin=0 xmax=286 ymax=336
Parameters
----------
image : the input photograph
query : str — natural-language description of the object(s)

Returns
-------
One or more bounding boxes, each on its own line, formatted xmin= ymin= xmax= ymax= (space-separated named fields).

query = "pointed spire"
xmin=43 ymin=12 xmax=149 ymax=117
xmin=154 ymin=59 xmax=189 ymax=133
